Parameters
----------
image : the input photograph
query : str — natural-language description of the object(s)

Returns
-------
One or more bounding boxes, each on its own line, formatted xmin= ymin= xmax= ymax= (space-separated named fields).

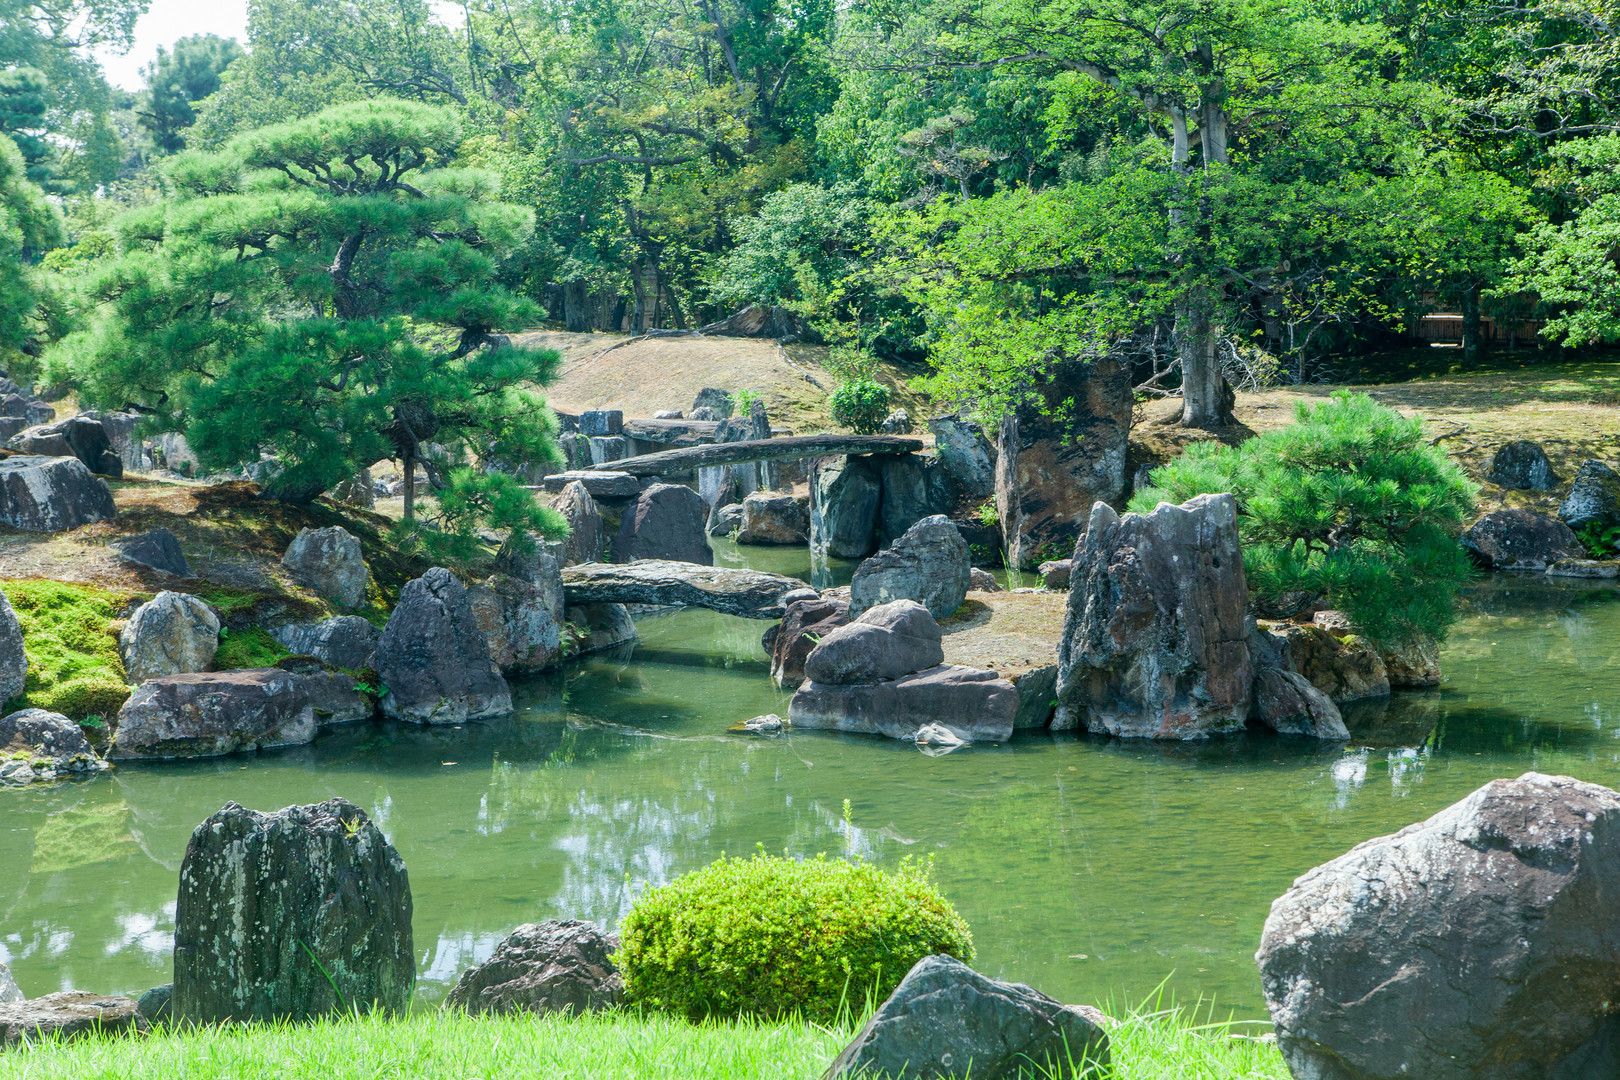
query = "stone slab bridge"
xmin=583 ymin=433 xmax=923 ymax=477
xmin=561 ymin=561 xmax=814 ymax=619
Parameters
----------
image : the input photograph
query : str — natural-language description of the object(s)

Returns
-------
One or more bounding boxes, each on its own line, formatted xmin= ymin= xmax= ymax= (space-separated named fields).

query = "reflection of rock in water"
xmin=1343 ymin=692 xmax=1439 ymax=748
xmin=1460 ymin=575 xmax=1619 ymax=619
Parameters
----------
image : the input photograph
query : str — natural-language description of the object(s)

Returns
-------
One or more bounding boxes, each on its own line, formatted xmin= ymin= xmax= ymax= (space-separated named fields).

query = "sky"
xmin=95 ymin=0 xmax=252 ymax=91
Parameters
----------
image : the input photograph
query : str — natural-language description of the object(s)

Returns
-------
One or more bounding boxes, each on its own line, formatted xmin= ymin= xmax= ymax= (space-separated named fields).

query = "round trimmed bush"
xmin=830 ymin=377 xmax=891 ymax=435
xmin=615 ymin=853 xmax=973 ymax=1021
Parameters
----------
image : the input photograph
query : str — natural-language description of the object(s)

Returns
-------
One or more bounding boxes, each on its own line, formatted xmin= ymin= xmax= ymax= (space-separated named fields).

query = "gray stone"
xmin=746 ymin=399 xmax=777 ymax=492
xmin=376 ymin=567 xmax=513 ymax=724
xmin=1038 ymin=559 xmax=1072 ymax=590
xmin=0 ymin=963 xmax=19 ymax=1004
xmin=111 ymin=528 xmax=191 ymax=577
xmin=587 ymin=435 xmax=626 ymax=464
xmin=91 ymin=411 xmax=152 ymax=472
xmin=562 ymin=560 xmax=811 ymax=619
xmin=156 ymin=431 xmax=199 ymax=474
xmin=1487 ymin=439 xmax=1559 ymax=490
xmin=0 ymin=394 xmax=27 ymax=418
xmin=928 ymin=416 xmax=995 ymax=499
xmin=736 ymin=491 xmax=809 ymax=545
xmin=554 ymin=481 xmax=605 ymax=566
xmin=1380 ymin=634 xmax=1440 ymax=688
xmin=654 ymin=410 xmax=683 ymax=420
xmin=707 ymin=501 xmax=744 ymax=536
xmin=0 ymin=992 xmax=147 ymax=1047
xmin=691 ymin=388 xmax=734 ymax=418
xmin=329 ymin=468 xmax=375 ymax=508
xmin=849 ymin=515 xmax=971 ymax=621
xmin=1559 ymin=459 xmax=1620 ymax=531
xmin=876 ymin=454 xmax=954 ymax=545
xmin=741 ymin=713 xmax=787 ymax=734
xmin=0 ymin=416 xmax=25 ymax=441
xmin=1252 ymin=668 xmax=1348 ymax=739
xmin=1011 ymin=665 xmax=1058 ymax=730
xmin=446 ymin=920 xmax=622 ymax=1017
xmin=538 ymin=471 xmax=643 ymax=499
xmin=281 ymin=526 xmax=369 ymax=607
xmin=969 ymin=567 xmax=1000 ymax=591
xmin=825 ymin=954 xmax=1109 ymax=1080
xmin=6 ymin=415 xmax=122 ymax=477
xmin=269 ymin=616 xmax=381 ymax=670
xmin=110 ymin=669 xmax=316 ymax=759
xmin=174 ymin=798 xmax=413 ymax=1023
xmin=1132 ymin=463 xmax=1158 ymax=494
xmin=0 ymin=588 xmax=24 ymax=705
xmin=1055 ymin=495 xmax=1252 ymax=739
xmin=579 ymin=410 xmax=623 ymax=437
xmin=0 ymin=455 xmax=116 ymax=531
xmin=790 ymin=664 xmax=1018 ymax=743
xmin=811 ymin=456 xmax=882 ymax=559
xmin=879 ymin=408 xmax=913 ymax=435
xmin=135 ymin=984 xmax=171 ymax=1023
xmin=689 ymin=406 xmax=721 ymax=421
xmin=23 ymin=400 xmax=53 ymax=426
xmin=118 ymin=591 xmax=220 ymax=684
xmin=1462 ymin=508 xmax=1585 ymax=570
xmin=1257 ymin=772 xmax=1620 ymax=1080
xmin=913 ymin=722 xmax=965 ymax=750
xmin=564 ymin=602 xmax=638 ymax=655
xmin=1268 ymin=621 xmax=1391 ymax=703
xmin=1547 ymin=557 xmax=1620 ymax=578
xmin=609 ymin=483 xmax=712 ymax=565
xmin=467 ymin=573 xmax=563 ymax=673
xmin=769 ymin=597 xmax=850 ymax=688
xmin=278 ymin=661 xmax=372 ymax=724
xmin=803 ymin=600 xmax=944 ymax=685
xmin=0 ymin=709 xmax=107 ymax=784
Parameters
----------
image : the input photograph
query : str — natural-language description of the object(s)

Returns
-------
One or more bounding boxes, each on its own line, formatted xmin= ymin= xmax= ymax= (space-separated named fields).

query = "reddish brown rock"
xmin=768 ymin=597 xmax=850 ymax=688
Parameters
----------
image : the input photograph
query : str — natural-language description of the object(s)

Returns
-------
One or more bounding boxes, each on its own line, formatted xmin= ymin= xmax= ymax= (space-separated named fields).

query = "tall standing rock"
xmin=996 ymin=356 xmax=1130 ymax=568
xmin=118 ymin=591 xmax=220 ymax=684
xmin=0 ymin=588 xmax=25 ymax=706
xmin=848 ymin=515 xmax=970 ymax=620
xmin=1257 ymin=772 xmax=1620 ymax=1080
xmin=927 ymin=415 xmax=996 ymax=499
xmin=811 ymin=456 xmax=882 ymax=559
xmin=173 ymin=799 xmax=413 ymax=1023
xmin=875 ymin=455 xmax=953 ymax=546
xmin=375 ymin=567 xmax=513 ymax=723
xmin=609 ymin=482 xmax=712 ymax=565
xmin=281 ymin=526 xmax=368 ymax=607
xmin=1056 ymin=495 xmax=1252 ymax=738
xmin=554 ymin=480 xmax=604 ymax=566
xmin=467 ymin=573 xmax=564 ymax=673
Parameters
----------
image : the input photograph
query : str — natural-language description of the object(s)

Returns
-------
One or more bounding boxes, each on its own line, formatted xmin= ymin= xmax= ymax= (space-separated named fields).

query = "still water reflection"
xmin=3 ymin=571 xmax=1618 ymax=1018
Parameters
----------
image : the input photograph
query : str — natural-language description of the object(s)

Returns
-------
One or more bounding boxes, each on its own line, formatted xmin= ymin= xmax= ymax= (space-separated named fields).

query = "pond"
xmin=3 ymin=557 xmax=1619 ymax=1020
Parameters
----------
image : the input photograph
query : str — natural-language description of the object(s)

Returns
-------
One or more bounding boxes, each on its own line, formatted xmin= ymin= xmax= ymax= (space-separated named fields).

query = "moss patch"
xmin=213 ymin=626 xmax=291 ymax=671
xmin=2 ymin=579 xmax=140 ymax=718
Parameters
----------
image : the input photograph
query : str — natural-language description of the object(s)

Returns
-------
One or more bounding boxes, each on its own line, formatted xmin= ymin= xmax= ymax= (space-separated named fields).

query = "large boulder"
xmin=1257 ymin=772 xmax=1620 ymax=1080
xmin=1558 ymin=459 xmax=1620 ymax=531
xmin=0 ymin=588 xmax=24 ymax=705
xmin=0 ymin=455 xmax=116 ymax=531
xmin=927 ymin=415 xmax=996 ymax=499
xmin=1268 ymin=620 xmax=1390 ymax=703
xmin=768 ymin=597 xmax=850 ymax=688
xmin=996 ymin=355 xmax=1130 ymax=568
xmin=1487 ymin=439 xmax=1559 ymax=490
xmin=6 ymin=415 xmax=122 ymax=477
xmin=0 ymin=708 xmax=108 ymax=784
xmin=735 ymin=491 xmax=809 ymax=545
xmin=875 ymin=455 xmax=954 ymax=547
xmin=89 ymin=411 xmax=152 ymax=473
xmin=1461 ymin=508 xmax=1585 ymax=570
xmin=610 ymin=482 xmax=712 ymax=565
xmin=554 ymin=480 xmax=605 ymax=565
xmin=110 ymin=669 xmax=316 ymax=759
xmin=848 ymin=515 xmax=971 ymax=621
xmin=269 ymin=615 xmax=381 ymax=670
xmin=118 ymin=590 xmax=220 ymax=684
xmin=111 ymin=527 xmax=191 ymax=577
xmin=174 ymin=798 xmax=414 ymax=1023
xmin=790 ymin=664 xmax=1018 ymax=744
xmin=810 ymin=455 xmax=882 ymax=559
xmin=375 ymin=567 xmax=512 ymax=723
xmin=445 ymin=920 xmax=623 ymax=1017
xmin=281 ymin=526 xmax=368 ymax=607
xmin=803 ymin=600 xmax=944 ymax=685
xmin=1252 ymin=668 xmax=1348 ymax=739
xmin=0 ymin=992 xmax=147 ymax=1047
xmin=1055 ymin=495 xmax=1252 ymax=738
xmin=281 ymin=662 xmax=372 ymax=725
xmin=467 ymin=573 xmax=564 ymax=673
xmin=826 ymin=954 xmax=1109 ymax=1080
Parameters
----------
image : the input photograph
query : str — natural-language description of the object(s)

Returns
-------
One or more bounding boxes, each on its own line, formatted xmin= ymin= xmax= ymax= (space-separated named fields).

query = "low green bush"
xmin=615 ymin=853 xmax=973 ymax=1022
xmin=2 ymin=579 xmax=137 ymax=718
xmin=829 ymin=377 xmax=891 ymax=435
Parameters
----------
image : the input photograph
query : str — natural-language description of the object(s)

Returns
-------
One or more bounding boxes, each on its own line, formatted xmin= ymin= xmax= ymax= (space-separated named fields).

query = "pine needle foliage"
xmin=1132 ymin=392 xmax=1477 ymax=645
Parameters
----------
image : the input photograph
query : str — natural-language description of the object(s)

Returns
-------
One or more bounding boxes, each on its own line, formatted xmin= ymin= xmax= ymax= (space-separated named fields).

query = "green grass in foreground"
xmin=0 ymin=1003 xmax=1289 ymax=1079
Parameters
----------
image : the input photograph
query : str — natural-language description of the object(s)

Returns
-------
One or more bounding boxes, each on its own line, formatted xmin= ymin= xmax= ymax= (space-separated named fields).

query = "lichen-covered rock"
xmin=0 ymin=992 xmax=147 ymax=1047
xmin=1055 ymin=495 xmax=1252 ymax=739
xmin=173 ymin=798 xmax=414 ymax=1023
xmin=0 ymin=962 xmax=19 ymax=1004
xmin=328 ymin=468 xmax=375 ymax=508
xmin=1558 ymin=459 xmax=1620 ymax=531
xmin=1486 ymin=439 xmax=1559 ymax=490
xmin=0 ymin=455 xmax=116 ymax=532
xmin=1547 ymin=557 xmax=1620 ymax=578
xmin=849 ymin=515 xmax=971 ymax=621
xmin=445 ymin=920 xmax=622 ymax=1017
xmin=768 ymin=597 xmax=850 ymax=688
xmin=810 ymin=456 xmax=882 ymax=560
xmin=879 ymin=408 xmax=914 ymax=435
xmin=118 ymin=591 xmax=220 ymax=684
xmin=281 ymin=526 xmax=368 ymax=607
xmin=1269 ymin=621 xmax=1391 ymax=703
xmin=735 ymin=492 xmax=809 ymax=545
xmin=875 ymin=455 xmax=954 ymax=547
xmin=110 ymin=669 xmax=316 ymax=759
xmin=0 ymin=709 xmax=108 ymax=784
xmin=553 ymin=480 xmax=605 ymax=566
xmin=927 ymin=416 xmax=995 ymax=499
xmin=111 ymin=527 xmax=191 ymax=577
xmin=6 ymin=415 xmax=122 ymax=476
xmin=610 ymin=482 xmax=712 ymax=565
xmin=0 ymin=588 xmax=24 ymax=705
xmin=1380 ymin=634 xmax=1440 ymax=688
xmin=790 ymin=664 xmax=1018 ymax=744
xmin=802 ymin=600 xmax=943 ymax=685
xmin=269 ymin=615 xmax=380 ymax=670
xmin=467 ymin=573 xmax=563 ymax=673
xmin=277 ymin=661 xmax=372 ymax=724
xmin=1461 ymin=508 xmax=1585 ymax=570
xmin=825 ymin=954 xmax=1109 ymax=1080
xmin=1257 ymin=772 xmax=1620 ymax=1080
xmin=376 ymin=567 xmax=512 ymax=724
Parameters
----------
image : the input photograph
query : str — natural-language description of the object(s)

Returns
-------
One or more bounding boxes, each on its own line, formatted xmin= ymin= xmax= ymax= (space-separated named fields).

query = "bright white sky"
xmin=96 ymin=0 xmax=252 ymax=91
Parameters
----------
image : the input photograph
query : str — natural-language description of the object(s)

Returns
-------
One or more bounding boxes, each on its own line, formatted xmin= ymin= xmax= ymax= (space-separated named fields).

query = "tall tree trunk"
xmin=1175 ymin=290 xmax=1235 ymax=428
xmin=563 ymin=280 xmax=590 ymax=333
xmin=1461 ymin=283 xmax=1483 ymax=361
xmin=402 ymin=450 xmax=415 ymax=523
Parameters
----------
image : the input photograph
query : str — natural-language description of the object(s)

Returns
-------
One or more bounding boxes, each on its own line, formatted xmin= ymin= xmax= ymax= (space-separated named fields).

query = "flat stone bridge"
xmin=561 ymin=560 xmax=813 ymax=619
xmin=584 ymin=433 xmax=923 ymax=477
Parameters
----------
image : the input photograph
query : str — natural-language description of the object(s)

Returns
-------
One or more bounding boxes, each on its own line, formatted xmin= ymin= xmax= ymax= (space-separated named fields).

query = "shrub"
xmin=3 ymin=579 xmax=137 ymax=717
xmin=615 ymin=853 xmax=973 ymax=1022
xmin=1133 ymin=392 xmax=1477 ymax=646
xmin=830 ymin=377 xmax=891 ymax=435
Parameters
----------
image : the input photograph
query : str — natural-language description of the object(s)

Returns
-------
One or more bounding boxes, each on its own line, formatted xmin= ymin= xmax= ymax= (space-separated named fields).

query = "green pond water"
xmin=4 ymin=551 xmax=1619 ymax=1020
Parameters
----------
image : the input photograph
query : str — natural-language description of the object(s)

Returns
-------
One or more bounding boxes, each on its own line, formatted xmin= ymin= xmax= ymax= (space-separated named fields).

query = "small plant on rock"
xmin=615 ymin=851 xmax=972 ymax=1022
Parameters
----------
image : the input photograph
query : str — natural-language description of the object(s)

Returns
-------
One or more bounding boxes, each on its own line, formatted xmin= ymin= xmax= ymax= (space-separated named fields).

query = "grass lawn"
xmin=0 ymin=1004 xmax=1289 ymax=1079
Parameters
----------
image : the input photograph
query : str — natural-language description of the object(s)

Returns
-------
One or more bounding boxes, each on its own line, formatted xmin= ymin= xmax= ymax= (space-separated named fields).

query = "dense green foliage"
xmin=2 ymin=579 xmax=133 ymax=718
xmin=137 ymin=34 xmax=242 ymax=155
xmin=0 ymin=134 xmax=63 ymax=368
xmin=828 ymin=377 xmax=891 ymax=435
xmin=1134 ymin=394 xmax=1477 ymax=645
xmin=616 ymin=853 xmax=973 ymax=1022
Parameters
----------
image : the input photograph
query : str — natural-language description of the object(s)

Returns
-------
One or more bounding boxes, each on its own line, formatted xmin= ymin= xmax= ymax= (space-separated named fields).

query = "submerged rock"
xmin=118 ymin=590 xmax=220 ymax=684
xmin=376 ymin=567 xmax=512 ymax=724
xmin=848 ymin=515 xmax=971 ymax=621
xmin=174 ymin=798 xmax=414 ymax=1023
xmin=0 ymin=455 xmax=117 ymax=532
xmin=1461 ymin=508 xmax=1584 ymax=570
xmin=0 ymin=992 xmax=147 ymax=1047
xmin=739 ymin=713 xmax=787 ymax=734
xmin=110 ymin=669 xmax=316 ymax=759
xmin=1258 ymin=772 xmax=1620 ymax=1080
xmin=445 ymin=920 xmax=622 ymax=1017
xmin=826 ymin=954 xmax=1109 ymax=1080
xmin=0 ymin=709 xmax=108 ymax=784
xmin=281 ymin=526 xmax=369 ymax=607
